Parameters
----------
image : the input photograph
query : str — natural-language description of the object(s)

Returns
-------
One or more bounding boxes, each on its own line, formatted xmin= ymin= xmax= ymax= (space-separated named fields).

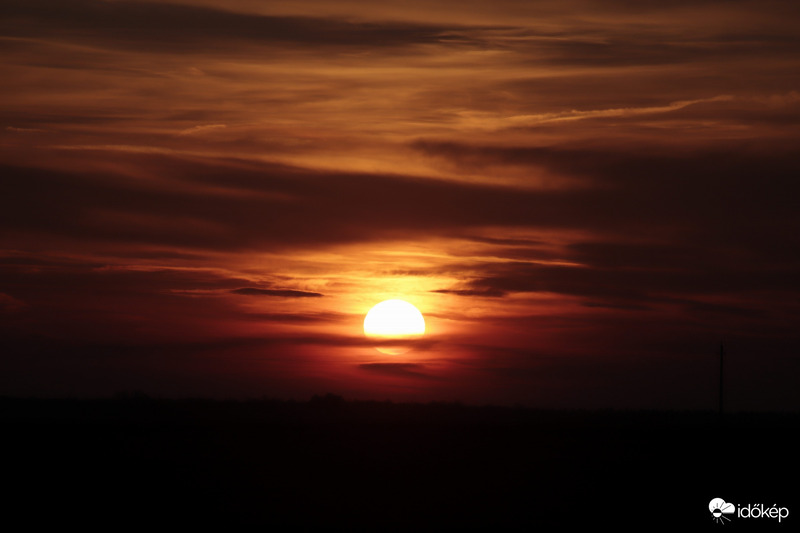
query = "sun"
xmin=363 ymin=299 xmax=425 ymax=355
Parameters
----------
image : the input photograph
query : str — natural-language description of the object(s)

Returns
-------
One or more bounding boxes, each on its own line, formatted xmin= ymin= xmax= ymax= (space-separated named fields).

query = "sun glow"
xmin=363 ymin=299 xmax=425 ymax=355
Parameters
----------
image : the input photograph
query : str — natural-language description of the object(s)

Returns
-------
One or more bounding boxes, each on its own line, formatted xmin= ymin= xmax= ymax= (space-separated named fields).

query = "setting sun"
xmin=363 ymin=299 xmax=425 ymax=354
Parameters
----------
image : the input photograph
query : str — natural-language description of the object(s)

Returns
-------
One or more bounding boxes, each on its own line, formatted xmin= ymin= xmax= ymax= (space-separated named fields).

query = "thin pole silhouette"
xmin=719 ymin=343 xmax=724 ymax=417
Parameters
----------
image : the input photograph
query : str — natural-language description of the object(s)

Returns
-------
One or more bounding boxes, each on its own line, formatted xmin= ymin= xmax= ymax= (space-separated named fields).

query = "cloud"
xmin=358 ymin=363 xmax=434 ymax=379
xmin=240 ymin=312 xmax=345 ymax=323
xmin=0 ymin=154 xmax=569 ymax=251
xmin=431 ymin=288 xmax=506 ymax=298
xmin=177 ymin=124 xmax=227 ymax=136
xmin=0 ymin=0 xmax=486 ymax=54
xmin=0 ymin=293 xmax=27 ymax=314
xmin=3 ymin=138 xmax=799 ymax=319
xmin=457 ymin=259 xmax=798 ymax=309
xmin=6 ymin=126 xmax=47 ymax=133
xmin=453 ymin=95 xmax=736 ymax=130
xmin=231 ymin=287 xmax=323 ymax=298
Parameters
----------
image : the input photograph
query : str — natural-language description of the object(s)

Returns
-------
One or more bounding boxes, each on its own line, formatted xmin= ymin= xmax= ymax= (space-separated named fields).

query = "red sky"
xmin=2 ymin=0 xmax=800 ymax=409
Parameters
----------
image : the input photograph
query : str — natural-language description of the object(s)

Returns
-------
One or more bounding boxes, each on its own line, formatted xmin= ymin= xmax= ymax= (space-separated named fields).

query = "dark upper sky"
xmin=2 ymin=0 xmax=799 ymax=409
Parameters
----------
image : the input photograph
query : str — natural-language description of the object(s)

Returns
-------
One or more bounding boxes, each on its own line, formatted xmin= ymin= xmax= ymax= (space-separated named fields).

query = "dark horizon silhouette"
xmin=3 ymin=394 xmax=798 ymax=528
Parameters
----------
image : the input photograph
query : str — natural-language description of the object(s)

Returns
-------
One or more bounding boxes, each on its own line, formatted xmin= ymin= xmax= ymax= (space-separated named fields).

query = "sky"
xmin=1 ymin=0 xmax=799 ymax=409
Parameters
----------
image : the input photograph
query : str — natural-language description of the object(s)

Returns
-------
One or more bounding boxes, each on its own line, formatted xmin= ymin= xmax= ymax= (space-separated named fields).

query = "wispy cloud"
xmin=453 ymin=95 xmax=736 ymax=130
xmin=359 ymin=363 xmax=435 ymax=379
xmin=231 ymin=287 xmax=323 ymax=298
xmin=177 ymin=124 xmax=227 ymax=136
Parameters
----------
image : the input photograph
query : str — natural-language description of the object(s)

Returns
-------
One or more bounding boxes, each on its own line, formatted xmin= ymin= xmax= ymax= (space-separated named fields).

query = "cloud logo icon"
xmin=709 ymin=498 xmax=735 ymax=523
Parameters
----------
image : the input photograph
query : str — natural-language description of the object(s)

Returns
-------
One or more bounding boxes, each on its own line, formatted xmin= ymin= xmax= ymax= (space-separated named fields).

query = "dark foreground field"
xmin=3 ymin=395 xmax=798 ymax=529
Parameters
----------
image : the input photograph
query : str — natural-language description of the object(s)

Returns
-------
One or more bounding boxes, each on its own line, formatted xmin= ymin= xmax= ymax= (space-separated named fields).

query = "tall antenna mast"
xmin=718 ymin=342 xmax=724 ymax=417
